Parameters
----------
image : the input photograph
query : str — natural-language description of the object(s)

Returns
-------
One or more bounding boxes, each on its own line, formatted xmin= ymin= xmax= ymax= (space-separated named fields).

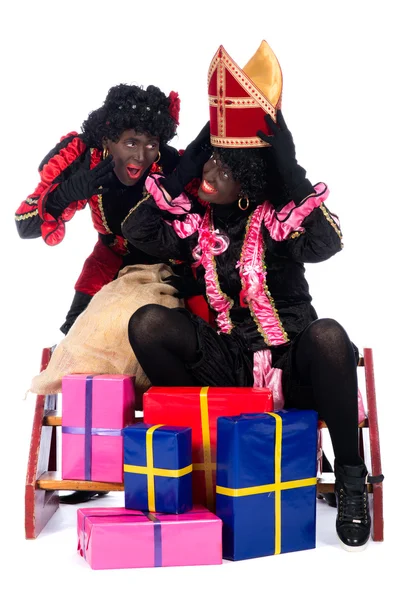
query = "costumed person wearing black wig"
xmin=15 ymin=83 xmax=208 ymax=334
xmin=16 ymin=83 xmax=209 ymax=504
xmin=122 ymin=42 xmax=383 ymax=551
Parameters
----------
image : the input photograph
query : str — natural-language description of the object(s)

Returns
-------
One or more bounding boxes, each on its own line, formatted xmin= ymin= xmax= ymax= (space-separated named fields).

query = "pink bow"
xmin=192 ymin=227 xmax=229 ymax=266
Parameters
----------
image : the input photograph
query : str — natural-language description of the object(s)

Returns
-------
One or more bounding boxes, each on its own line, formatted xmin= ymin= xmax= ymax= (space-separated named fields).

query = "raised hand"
xmin=257 ymin=110 xmax=296 ymax=174
xmin=162 ymin=122 xmax=212 ymax=199
xmin=60 ymin=153 xmax=115 ymax=202
xmin=46 ymin=153 xmax=115 ymax=218
xmin=257 ymin=110 xmax=314 ymax=205
xmin=184 ymin=122 xmax=212 ymax=172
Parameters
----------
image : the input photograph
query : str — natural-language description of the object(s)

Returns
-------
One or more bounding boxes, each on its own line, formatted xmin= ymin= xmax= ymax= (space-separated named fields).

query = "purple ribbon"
xmin=62 ymin=427 xmax=123 ymax=436
xmin=82 ymin=511 xmax=162 ymax=566
xmin=85 ymin=376 xmax=93 ymax=480
xmin=143 ymin=512 xmax=162 ymax=567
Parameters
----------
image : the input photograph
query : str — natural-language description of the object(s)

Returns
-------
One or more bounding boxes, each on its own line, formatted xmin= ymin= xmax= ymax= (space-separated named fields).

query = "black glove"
xmin=60 ymin=290 xmax=93 ymax=335
xmin=162 ymin=122 xmax=211 ymax=199
xmin=46 ymin=153 xmax=115 ymax=218
xmin=158 ymin=143 xmax=180 ymax=175
xmin=164 ymin=274 xmax=204 ymax=299
xmin=257 ymin=110 xmax=314 ymax=205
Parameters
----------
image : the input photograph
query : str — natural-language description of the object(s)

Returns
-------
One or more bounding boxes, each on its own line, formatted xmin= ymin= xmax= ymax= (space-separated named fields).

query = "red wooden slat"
xmin=363 ymin=348 xmax=384 ymax=541
xmin=25 ymin=348 xmax=59 ymax=539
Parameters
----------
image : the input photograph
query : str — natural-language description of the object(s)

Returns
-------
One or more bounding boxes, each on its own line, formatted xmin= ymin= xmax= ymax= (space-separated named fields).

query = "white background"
xmin=1 ymin=0 xmax=399 ymax=597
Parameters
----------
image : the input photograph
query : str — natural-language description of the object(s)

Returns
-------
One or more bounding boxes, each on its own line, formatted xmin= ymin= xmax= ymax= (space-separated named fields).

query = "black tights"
xmin=291 ymin=318 xmax=360 ymax=466
xmin=128 ymin=306 xmax=361 ymax=466
xmin=129 ymin=305 xmax=199 ymax=386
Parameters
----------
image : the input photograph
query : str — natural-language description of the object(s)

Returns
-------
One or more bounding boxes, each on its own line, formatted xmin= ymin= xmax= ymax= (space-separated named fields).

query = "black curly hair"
xmin=81 ymin=84 xmax=177 ymax=149
xmin=215 ymin=146 xmax=288 ymax=206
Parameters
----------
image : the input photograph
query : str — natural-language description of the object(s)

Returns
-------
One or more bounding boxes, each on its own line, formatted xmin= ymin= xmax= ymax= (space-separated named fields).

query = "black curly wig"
xmin=81 ymin=84 xmax=178 ymax=149
xmin=215 ymin=146 xmax=288 ymax=206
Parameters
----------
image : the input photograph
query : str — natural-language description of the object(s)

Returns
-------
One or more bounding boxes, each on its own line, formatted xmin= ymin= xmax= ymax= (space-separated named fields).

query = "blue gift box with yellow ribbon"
xmin=123 ymin=423 xmax=193 ymax=514
xmin=216 ymin=410 xmax=318 ymax=560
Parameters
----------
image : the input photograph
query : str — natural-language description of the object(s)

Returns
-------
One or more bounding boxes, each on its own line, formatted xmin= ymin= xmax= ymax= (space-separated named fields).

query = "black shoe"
xmin=59 ymin=491 xmax=110 ymax=505
xmin=334 ymin=461 xmax=383 ymax=552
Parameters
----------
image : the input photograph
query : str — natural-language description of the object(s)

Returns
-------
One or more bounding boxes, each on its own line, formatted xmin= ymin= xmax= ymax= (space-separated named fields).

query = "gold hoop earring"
xmin=102 ymin=147 xmax=109 ymax=160
xmin=238 ymin=197 xmax=249 ymax=211
xmin=154 ymin=151 xmax=161 ymax=164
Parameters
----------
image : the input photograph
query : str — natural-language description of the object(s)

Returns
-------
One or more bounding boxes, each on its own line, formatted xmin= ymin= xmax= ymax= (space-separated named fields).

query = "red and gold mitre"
xmin=208 ymin=40 xmax=283 ymax=147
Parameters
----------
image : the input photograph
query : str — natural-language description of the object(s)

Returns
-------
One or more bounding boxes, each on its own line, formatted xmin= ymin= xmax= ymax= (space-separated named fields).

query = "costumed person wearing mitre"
xmin=122 ymin=41 xmax=383 ymax=551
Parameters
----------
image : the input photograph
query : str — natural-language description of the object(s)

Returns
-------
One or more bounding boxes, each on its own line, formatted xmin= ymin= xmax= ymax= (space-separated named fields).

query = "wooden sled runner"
xmin=25 ymin=347 xmax=384 ymax=541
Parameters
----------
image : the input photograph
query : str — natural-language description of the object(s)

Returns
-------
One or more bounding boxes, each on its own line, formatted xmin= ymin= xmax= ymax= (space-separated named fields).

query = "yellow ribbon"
xmin=192 ymin=387 xmax=214 ymax=510
xmin=216 ymin=412 xmax=317 ymax=555
xmin=123 ymin=424 xmax=193 ymax=513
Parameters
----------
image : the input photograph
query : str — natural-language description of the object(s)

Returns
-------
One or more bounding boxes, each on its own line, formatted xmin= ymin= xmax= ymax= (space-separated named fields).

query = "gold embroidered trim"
xmin=320 ymin=204 xmax=343 ymax=242
xmin=240 ymin=211 xmax=253 ymax=256
xmin=239 ymin=212 xmax=289 ymax=346
xmin=209 ymin=95 xmax=270 ymax=109
xmin=207 ymin=53 xmax=219 ymax=87
xmin=97 ymin=193 xmax=112 ymax=234
xmin=261 ymin=245 xmax=289 ymax=343
xmin=211 ymin=135 xmax=269 ymax=148
xmin=90 ymin=148 xmax=113 ymax=234
xmin=15 ymin=209 xmax=38 ymax=221
xmin=290 ymin=231 xmax=302 ymax=239
xmin=26 ymin=197 xmax=38 ymax=205
xmin=208 ymin=48 xmax=276 ymax=116
xmin=249 ymin=305 xmax=271 ymax=345
xmin=121 ymin=193 xmax=151 ymax=227
xmin=216 ymin=55 xmax=226 ymax=139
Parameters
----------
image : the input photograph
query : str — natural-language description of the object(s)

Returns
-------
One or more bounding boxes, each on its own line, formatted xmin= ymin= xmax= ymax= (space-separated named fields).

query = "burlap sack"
xmin=30 ymin=263 xmax=183 ymax=405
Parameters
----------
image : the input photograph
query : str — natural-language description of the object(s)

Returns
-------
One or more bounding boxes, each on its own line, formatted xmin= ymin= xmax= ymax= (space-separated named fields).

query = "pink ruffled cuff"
xmin=264 ymin=182 xmax=329 ymax=241
xmin=169 ymin=213 xmax=203 ymax=239
xmin=145 ymin=174 xmax=191 ymax=215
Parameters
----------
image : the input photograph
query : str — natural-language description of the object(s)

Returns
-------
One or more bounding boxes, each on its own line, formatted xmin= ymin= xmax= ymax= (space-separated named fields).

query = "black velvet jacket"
xmin=122 ymin=183 xmax=343 ymax=352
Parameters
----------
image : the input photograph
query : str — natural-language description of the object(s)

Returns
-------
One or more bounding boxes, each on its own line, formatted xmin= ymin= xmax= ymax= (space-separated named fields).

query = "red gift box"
xmin=143 ymin=386 xmax=273 ymax=510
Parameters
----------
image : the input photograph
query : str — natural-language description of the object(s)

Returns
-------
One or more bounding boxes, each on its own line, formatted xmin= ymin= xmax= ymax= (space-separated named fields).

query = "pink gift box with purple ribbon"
xmin=77 ymin=506 xmax=222 ymax=569
xmin=62 ymin=374 xmax=135 ymax=482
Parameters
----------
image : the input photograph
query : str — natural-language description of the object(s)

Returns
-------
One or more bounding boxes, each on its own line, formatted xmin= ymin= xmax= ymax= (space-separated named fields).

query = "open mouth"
xmin=200 ymin=179 xmax=218 ymax=195
xmin=126 ymin=164 xmax=143 ymax=180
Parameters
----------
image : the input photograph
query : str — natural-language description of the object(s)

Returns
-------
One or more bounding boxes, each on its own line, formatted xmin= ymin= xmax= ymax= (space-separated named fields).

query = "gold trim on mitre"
xmin=242 ymin=40 xmax=282 ymax=109
xmin=208 ymin=41 xmax=282 ymax=148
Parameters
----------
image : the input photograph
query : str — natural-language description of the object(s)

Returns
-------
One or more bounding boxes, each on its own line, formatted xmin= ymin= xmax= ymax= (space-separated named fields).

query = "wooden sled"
xmin=25 ymin=347 xmax=384 ymax=541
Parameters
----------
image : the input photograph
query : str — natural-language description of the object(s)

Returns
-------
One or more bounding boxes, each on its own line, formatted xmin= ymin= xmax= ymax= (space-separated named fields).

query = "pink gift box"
xmin=77 ymin=506 xmax=222 ymax=569
xmin=62 ymin=374 xmax=135 ymax=482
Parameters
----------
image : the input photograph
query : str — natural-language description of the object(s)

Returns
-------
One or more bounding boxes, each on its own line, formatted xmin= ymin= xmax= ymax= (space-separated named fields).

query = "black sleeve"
xmin=264 ymin=202 xmax=343 ymax=263
xmin=121 ymin=195 xmax=198 ymax=263
xmin=15 ymin=133 xmax=87 ymax=241
xmin=15 ymin=197 xmax=42 ymax=239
